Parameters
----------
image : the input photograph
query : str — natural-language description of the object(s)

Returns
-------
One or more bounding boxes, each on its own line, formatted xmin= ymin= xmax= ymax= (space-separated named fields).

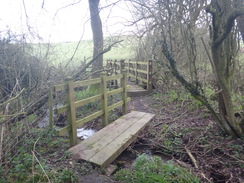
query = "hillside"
xmin=33 ymin=36 xmax=138 ymax=66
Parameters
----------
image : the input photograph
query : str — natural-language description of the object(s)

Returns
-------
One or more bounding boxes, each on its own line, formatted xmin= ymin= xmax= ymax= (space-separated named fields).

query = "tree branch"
xmin=160 ymin=41 xmax=225 ymax=130
xmin=214 ymin=8 xmax=244 ymax=46
xmin=74 ymin=40 xmax=124 ymax=78
xmin=0 ymin=88 xmax=25 ymax=107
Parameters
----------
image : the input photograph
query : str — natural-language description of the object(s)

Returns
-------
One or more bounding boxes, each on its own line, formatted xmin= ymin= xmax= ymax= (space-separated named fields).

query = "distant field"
xmin=33 ymin=36 xmax=137 ymax=66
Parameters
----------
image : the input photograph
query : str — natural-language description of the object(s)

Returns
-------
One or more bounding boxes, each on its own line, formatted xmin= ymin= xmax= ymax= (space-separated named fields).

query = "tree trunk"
xmin=206 ymin=0 xmax=244 ymax=137
xmin=237 ymin=15 xmax=244 ymax=42
xmin=88 ymin=0 xmax=103 ymax=78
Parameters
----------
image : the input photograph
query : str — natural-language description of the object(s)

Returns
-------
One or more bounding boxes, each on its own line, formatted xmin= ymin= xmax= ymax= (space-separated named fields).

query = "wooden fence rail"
xmin=124 ymin=60 xmax=152 ymax=91
xmin=106 ymin=59 xmax=152 ymax=91
xmin=49 ymin=69 xmax=130 ymax=147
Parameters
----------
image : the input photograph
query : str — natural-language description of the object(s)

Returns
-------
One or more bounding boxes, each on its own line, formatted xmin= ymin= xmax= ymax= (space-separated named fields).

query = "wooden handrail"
xmin=49 ymin=69 xmax=130 ymax=147
xmin=124 ymin=60 xmax=152 ymax=90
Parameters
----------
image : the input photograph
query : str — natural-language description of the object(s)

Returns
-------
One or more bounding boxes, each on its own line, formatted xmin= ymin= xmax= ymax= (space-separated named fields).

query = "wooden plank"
xmin=89 ymin=113 xmax=155 ymax=167
xmin=56 ymin=94 xmax=102 ymax=114
xmin=128 ymin=68 xmax=136 ymax=72
xmin=75 ymin=112 xmax=141 ymax=147
xmin=75 ymin=94 xmax=102 ymax=108
xmin=69 ymin=111 xmax=145 ymax=160
xmin=107 ymin=97 xmax=131 ymax=112
xmin=76 ymin=110 xmax=104 ymax=127
xmin=105 ymin=74 xmax=123 ymax=81
xmin=70 ymin=112 xmax=144 ymax=161
xmin=129 ymin=75 xmax=136 ymax=79
xmin=54 ymin=78 xmax=101 ymax=92
xmin=74 ymin=78 xmax=101 ymax=88
xmin=107 ymin=101 xmax=123 ymax=112
xmin=57 ymin=125 xmax=70 ymax=136
xmin=136 ymin=69 xmax=148 ymax=74
xmin=56 ymin=105 xmax=68 ymax=114
xmin=57 ymin=110 xmax=104 ymax=136
xmin=107 ymin=88 xmax=123 ymax=96
xmin=137 ymin=76 xmax=148 ymax=83
xmin=124 ymin=61 xmax=148 ymax=65
xmin=128 ymin=85 xmax=146 ymax=91
xmin=54 ymin=83 xmax=66 ymax=92
xmin=136 ymin=61 xmax=148 ymax=65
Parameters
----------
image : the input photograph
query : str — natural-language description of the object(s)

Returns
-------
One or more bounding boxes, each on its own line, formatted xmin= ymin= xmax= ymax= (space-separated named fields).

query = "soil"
xmin=49 ymin=92 xmax=244 ymax=183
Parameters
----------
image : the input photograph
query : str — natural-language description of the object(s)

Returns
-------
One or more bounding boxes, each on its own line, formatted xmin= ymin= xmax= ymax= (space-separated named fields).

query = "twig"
xmin=226 ymin=173 xmax=233 ymax=183
xmin=174 ymin=159 xmax=191 ymax=168
xmin=0 ymin=88 xmax=25 ymax=107
xmin=31 ymin=150 xmax=51 ymax=183
xmin=201 ymin=37 xmax=214 ymax=68
xmin=185 ymin=147 xmax=199 ymax=168
xmin=82 ymin=68 xmax=115 ymax=80
xmin=31 ymin=137 xmax=51 ymax=182
xmin=224 ymin=153 xmax=244 ymax=164
xmin=0 ymin=112 xmax=27 ymax=119
xmin=154 ymin=109 xmax=189 ymax=127
xmin=199 ymin=173 xmax=212 ymax=183
xmin=74 ymin=40 xmax=124 ymax=78
xmin=0 ymin=124 xmax=5 ymax=164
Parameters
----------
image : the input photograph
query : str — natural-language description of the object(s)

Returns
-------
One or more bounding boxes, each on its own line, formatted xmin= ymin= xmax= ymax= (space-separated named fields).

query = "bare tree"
xmin=206 ymin=0 xmax=244 ymax=137
xmin=88 ymin=0 xmax=103 ymax=78
xmin=128 ymin=0 xmax=244 ymax=137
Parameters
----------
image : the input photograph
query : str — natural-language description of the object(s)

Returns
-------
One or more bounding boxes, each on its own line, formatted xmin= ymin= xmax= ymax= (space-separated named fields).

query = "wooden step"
xmin=127 ymin=85 xmax=152 ymax=97
xmin=68 ymin=111 xmax=155 ymax=167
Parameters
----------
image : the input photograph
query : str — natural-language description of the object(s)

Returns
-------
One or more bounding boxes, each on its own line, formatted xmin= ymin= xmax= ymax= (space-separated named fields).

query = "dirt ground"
xmin=57 ymin=92 xmax=244 ymax=183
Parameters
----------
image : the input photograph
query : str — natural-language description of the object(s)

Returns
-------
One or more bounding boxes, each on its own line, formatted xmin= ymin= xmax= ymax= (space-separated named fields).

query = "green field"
xmin=33 ymin=36 xmax=137 ymax=66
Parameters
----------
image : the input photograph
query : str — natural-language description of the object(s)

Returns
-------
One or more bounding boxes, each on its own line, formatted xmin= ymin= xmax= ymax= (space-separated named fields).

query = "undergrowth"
xmin=0 ymin=128 xmax=89 ymax=183
xmin=114 ymin=154 xmax=199 ymax=183
xmin=144 ymin=91 xmax=244 ymax=182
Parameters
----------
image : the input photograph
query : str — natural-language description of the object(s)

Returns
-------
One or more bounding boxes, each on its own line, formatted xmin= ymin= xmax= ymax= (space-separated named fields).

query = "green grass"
xmin=114 ymin=154 xmax=199 ymax=183
xmin=33 ymin=35 xmax=137 ymax=67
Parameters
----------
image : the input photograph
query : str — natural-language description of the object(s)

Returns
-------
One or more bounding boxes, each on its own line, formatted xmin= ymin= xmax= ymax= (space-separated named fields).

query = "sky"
xmin=0 ymin=0 xmax=135 ymax=43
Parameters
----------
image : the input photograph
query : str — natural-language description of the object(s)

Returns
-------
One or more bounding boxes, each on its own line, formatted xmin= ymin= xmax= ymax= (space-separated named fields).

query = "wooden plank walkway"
xmin=68 ymin=111 xmax=155 ymax=167
xmin=127 ymin=84 xmax=152 ymax=97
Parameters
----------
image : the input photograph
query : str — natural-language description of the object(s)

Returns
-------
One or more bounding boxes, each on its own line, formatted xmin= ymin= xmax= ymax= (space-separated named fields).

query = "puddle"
xmin=37 ymin=104 xmax=64 ymax=128
xmin=38 ymin=115 xmax=49 ymax=128
xmin=77 ymin=128 xmax=96 ymax=139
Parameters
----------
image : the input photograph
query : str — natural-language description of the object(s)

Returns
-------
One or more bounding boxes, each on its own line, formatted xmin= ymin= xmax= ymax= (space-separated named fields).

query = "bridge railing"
xmin=105 ymin=59 xmax=153 ymax=91
xmin=124 ymin=60 xmax=152 ymax=91
xmin=48 ymin=69 xmax=130 ymax=147
xmin=105 ymin=60 xmax=125 ymax=87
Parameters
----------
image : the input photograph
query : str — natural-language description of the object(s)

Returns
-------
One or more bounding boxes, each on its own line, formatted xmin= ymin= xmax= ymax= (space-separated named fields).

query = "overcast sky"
xmin=0 ymin=0 xmax=134 ymax=43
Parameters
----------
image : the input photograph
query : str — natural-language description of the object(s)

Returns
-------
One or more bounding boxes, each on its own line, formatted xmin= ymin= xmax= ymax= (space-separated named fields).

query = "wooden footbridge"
xmin=48 ymin=59 xmax=154 ymax=167
xmin=106 ymin=59 xmax=153 ymax=97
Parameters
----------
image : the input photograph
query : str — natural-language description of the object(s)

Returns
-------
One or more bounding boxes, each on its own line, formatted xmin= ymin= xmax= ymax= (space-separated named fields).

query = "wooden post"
xmin=113 ymin=60 xmax=117 ymax=86
xmin=121 ymin=69 xmax=127 ymax=114
xmin=48 ymin=87 xmax=54 ymax=128
xmin=120 ymin=59 xmax=125 ymax=71
xmin=100 ymin=72 xmax=108 ymax=126
xmin=106 ymin=59 xmax=109 ymax=67
xmin=128 ymin=59 xmax=131 ymax=81
xmin=119 ymin=60 xmax=125 ymax=87
xmin=65 ymin=76 xmax=77 ymax=147
xmin=135 ymin=60 xmax=138 ymax=84
xmin=114 ymin=60 xmax=117 ymax=86
xmin=147 ymin=60 xmax=153 ymax=91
